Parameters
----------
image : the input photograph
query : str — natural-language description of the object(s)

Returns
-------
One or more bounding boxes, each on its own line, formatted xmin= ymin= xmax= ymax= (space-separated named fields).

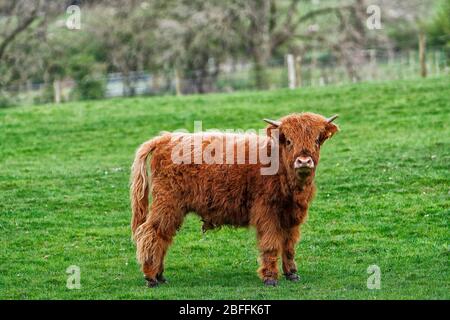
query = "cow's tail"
xmin=130 ymin=137 xmax=162 ymax=239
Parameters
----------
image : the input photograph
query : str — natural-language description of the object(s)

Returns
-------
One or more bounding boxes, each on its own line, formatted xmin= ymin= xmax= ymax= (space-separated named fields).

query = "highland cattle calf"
xmin=130 ymin=112 xmax=339 ymax=287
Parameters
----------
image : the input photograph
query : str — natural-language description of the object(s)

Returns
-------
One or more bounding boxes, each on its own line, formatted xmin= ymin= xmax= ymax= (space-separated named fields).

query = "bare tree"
xmin=379 ymin=0 xmax=437 ymax=77
xmin=228 ymin=0 xmax=354 ymax=89
xmin=283 ymin=0 xmax=434 ymax=81
xmin=0 ymin=0 xmax=68 ymax=93
xmin=151 ymin=0 xmax=241 ymax=94
xmin=0 ymin=1 xmax=65 ymax=62
xmin=84 ymin=1 xmax=161 ymax=96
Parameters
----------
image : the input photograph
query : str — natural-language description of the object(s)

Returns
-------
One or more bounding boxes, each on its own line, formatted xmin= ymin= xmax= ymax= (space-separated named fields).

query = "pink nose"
xmin=294 ymin=156 xmax=314 ymax=169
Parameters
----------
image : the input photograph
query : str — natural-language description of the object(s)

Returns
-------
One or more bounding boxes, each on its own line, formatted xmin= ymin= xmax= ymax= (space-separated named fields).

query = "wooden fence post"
xmin=419 ymin=31 xmax=427 ymax=78
xmin=175 ymin=68 xmax=182 ymax=96
xmin=53 ymin=79 xmax=61 ymax=104
xmin=286 ymin=54 xmax=296 ymax=89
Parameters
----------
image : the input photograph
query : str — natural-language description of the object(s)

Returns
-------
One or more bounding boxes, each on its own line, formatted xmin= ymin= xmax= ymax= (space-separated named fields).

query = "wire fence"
xmin=1 ymin=47 xmax=448 ymax=106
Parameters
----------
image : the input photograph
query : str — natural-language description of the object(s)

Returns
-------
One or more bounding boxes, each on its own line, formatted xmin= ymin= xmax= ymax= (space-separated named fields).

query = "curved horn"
xmin=263 ymin=118 xmax=281 ymax=127
xmin=326 ymin=114 xmax=339 ymax=123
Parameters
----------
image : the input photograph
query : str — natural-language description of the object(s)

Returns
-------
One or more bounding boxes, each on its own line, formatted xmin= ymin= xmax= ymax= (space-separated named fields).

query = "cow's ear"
xmin=326 ymin=122 xmax=339 ymax=137
xmin=319 ymin=122 xmax=339 ymax=144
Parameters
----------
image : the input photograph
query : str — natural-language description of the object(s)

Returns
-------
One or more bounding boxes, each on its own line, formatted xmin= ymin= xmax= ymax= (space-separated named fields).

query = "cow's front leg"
xmin=256 ymin=226 xmax=283 ymax=286
xmin=282 ymin=225 xmax=301 ymax=281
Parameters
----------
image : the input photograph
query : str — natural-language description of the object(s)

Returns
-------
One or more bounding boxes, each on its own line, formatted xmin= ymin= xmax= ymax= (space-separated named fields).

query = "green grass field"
xmin=0 ymin=77 xmax=449 ymax=299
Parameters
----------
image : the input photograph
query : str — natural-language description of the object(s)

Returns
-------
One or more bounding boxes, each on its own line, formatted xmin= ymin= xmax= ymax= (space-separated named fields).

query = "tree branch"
xmin=0 ymin=10 xmax=38 ymax=61
xmin=270 ymin=5 xmax=352 ymax=51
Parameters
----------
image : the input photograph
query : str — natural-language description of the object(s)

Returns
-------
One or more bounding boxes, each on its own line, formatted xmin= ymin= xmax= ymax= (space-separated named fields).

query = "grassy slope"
xmin=0 ymin=77 xmax=448 ymax=299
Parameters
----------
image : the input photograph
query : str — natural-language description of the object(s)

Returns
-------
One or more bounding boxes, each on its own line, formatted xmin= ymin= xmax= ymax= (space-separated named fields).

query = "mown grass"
xmin=0 ymin=77 xmax=449 ymax=299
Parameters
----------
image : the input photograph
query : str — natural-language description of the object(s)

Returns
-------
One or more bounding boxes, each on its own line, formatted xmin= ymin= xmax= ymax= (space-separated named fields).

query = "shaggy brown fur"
xmin=130 ymin=112 xmax=339 ymax=287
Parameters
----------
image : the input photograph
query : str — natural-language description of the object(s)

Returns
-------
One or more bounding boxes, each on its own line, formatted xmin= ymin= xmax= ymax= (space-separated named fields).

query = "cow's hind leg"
xmin=256 ymin=224 xmax=283 ymax=286
xmin=134 ymin=200 xmax=184 ymax=287
xmin=282 ymin=226 xmax=300 ymax=282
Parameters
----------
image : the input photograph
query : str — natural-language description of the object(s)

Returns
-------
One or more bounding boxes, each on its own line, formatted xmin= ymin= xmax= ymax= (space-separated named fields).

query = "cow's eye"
xmin=286 ymin=139 xmax=292 ymax=147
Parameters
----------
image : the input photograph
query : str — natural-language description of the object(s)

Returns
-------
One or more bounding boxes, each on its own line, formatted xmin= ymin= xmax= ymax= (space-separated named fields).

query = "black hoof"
xmin=264 ymin=279 xmax=278 ymax=287
xmin=147 ymin=279 xmax=159 ymax=288
xmin=285 ymin=273 xmax=300 ymax=282
xmin=145 ymin=277 xmax=159 ymax=288
xmin=156 ymin=273 xmax=167 ymax=284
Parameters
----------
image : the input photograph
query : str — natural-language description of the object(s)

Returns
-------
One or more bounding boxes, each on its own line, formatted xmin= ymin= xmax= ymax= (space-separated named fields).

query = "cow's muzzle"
xmin=294 ymin=156 xmax=314 ymax=175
